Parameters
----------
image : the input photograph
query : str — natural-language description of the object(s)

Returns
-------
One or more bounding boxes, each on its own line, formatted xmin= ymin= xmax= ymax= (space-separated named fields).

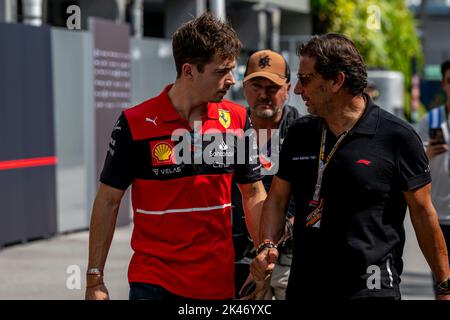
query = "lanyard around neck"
xmin=311 ymin=124 xmax=349 ymax=203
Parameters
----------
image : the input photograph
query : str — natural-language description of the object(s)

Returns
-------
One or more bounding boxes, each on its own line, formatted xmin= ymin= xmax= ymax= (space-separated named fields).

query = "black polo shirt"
xmin=277 ymin=97 xmax=431 ymax=299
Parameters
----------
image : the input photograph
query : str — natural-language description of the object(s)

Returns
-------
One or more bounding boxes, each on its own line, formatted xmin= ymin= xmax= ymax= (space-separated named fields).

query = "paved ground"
xmin=0 ymin=212 xmax=434 ymax=300
xmin=0 ymin=225 xmax=132 ymax=300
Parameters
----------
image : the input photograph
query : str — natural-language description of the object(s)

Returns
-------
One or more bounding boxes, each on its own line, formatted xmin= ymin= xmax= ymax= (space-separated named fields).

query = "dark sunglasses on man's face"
xmin=296 ymin=72 xmax=316 ymax=87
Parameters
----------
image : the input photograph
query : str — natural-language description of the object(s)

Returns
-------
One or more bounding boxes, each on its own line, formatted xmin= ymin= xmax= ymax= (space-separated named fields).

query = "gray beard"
xmin=254 ymin=107 xmax=282 ymax=119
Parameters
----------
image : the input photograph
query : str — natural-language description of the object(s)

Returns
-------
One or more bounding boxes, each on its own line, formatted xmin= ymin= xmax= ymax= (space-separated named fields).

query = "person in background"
xmin=232 ymin=49 xmax=300 ymax=300
xmin=417 ymin=59 xmax=450 ymax=297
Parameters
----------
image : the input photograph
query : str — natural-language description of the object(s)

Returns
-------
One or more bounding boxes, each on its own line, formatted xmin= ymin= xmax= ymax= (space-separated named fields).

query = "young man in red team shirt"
xmin=85 ymin=12 xmax=266 ymax=300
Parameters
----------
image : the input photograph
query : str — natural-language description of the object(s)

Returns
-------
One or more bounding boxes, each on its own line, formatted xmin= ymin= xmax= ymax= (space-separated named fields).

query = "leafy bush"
xmin=311 ymin=0 xmax=424 ymax=121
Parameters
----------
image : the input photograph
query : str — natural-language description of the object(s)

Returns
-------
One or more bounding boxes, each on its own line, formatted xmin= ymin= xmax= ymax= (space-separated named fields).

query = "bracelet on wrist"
xmin=256 ymin=240 xmax=277 ymax=255
xmin=435 ymin=278 xmax=450 ymax=295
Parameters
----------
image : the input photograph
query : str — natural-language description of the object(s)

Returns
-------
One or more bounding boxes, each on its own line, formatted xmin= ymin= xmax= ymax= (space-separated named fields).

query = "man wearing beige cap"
xmin=232 ymin=50 xmax=300 ymax=299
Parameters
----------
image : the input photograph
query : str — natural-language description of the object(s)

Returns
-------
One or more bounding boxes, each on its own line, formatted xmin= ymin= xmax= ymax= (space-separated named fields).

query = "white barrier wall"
xmin=51 ymin=30 xmax=176 ymax=233
xmin=51 ymin=28 xmax=95 ymax=233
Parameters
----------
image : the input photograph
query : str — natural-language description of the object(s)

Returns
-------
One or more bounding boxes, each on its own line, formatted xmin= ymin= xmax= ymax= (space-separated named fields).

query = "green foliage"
xmin=311 ymin=0 xmax=424 ymax=122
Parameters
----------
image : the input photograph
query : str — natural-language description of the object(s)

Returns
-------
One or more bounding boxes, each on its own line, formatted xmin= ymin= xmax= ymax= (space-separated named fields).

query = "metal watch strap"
xmin=86 ymin=267 xmax=103 ymax=276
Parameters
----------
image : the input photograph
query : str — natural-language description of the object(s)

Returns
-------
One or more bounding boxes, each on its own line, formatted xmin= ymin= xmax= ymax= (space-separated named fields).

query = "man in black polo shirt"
xmin=251 ymin=33 xmax=450 ymax=300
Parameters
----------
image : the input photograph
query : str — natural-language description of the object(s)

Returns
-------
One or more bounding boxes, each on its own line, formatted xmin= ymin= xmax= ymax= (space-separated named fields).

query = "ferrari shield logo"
xmin=218 ymin=109 xmax=231 ymax=129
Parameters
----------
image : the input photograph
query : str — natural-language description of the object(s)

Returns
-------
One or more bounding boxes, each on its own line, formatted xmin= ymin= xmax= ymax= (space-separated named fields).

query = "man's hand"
xmin=85 ymin=283 xmax=110 ymax=300
xmin=85 ymin=273 xmax=109 ymax=300
xmin=426 ymin=140 xmax=448 ymax=160
xmin=250 ymin=247 xmax=278 ymax=281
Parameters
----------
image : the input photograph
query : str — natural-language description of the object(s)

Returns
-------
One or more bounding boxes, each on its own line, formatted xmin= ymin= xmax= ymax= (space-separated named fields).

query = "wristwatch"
xmin=86 ymin=267 xmax=103 ymax=276
xmin=435 ymin=278 xmax=450 ymax=295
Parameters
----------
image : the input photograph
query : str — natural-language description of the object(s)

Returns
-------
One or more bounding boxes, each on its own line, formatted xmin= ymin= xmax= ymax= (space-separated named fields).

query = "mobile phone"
xmin=429 ymin=128 xmax=446 ymax=145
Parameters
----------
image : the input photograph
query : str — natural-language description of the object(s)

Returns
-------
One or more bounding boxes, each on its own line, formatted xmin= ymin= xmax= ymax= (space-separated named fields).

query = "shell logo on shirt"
xmin=218 ymin=109 xmax=231 ymax=129
xmin=151 ymin=140 xmax=175 ymax=166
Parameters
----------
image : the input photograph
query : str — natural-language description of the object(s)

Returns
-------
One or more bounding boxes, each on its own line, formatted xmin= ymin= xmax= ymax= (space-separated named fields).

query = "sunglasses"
xmin=296 ymin=72 xmax=316 ymax=86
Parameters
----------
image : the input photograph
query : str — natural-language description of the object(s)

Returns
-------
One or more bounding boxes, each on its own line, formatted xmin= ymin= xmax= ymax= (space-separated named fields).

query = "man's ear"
xmin=181 ymin=63 xmax=194 ymax=80
xmin=285 ymin=83 xmax=291 ymax=100
xmin=331 ymin=72 xmax=345 ymax=93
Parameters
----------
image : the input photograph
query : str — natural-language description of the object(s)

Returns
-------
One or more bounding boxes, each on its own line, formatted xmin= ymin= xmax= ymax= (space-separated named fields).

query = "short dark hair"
xmin=297 ymin=33 xmax=367 ymax=96
xmin=172 ymin=12 xmax=242 ymax=78
xmin=441 ymin=60 xmax=450 ymax=79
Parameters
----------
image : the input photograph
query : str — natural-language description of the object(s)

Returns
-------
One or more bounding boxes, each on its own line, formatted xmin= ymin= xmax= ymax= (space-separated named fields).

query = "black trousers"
xmin=129 ymin=282 xmax=194 ymax=301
